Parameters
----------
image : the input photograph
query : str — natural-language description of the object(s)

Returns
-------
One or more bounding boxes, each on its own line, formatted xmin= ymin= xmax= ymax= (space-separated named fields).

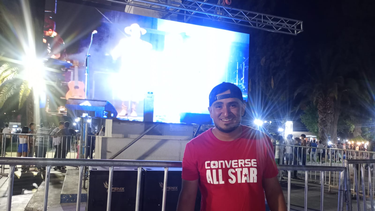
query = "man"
xmin=36 ymin=124 xmax=51 ymax=159
xmin=85 ymin=127 xmax=96 ymax=159
xmin=310 ymin=139 xmax=318 ymax=162
xmin=28 ymin=123 xmax=36 ymax=157
xmin=60 ymin=121 xmax=75 ymax=160
xmin=1 ymin=124 xmax=12 ymax=156
xmin=50 ymin=122 xmax=64 ymax=159
xmin=177 ymin=82 xmax=286 ymax=211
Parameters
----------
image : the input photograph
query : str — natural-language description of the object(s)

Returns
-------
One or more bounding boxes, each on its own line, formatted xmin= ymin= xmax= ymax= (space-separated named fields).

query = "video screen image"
xmin=45 ymin=1 xmax=249 ymax=123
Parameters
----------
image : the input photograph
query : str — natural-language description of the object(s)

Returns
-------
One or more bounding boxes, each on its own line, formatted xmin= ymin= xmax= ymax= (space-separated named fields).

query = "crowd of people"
xmin=0 ymin=122 xmax=104 ymax=172
xmin=273 ymin=133 xmax=374 ymax=178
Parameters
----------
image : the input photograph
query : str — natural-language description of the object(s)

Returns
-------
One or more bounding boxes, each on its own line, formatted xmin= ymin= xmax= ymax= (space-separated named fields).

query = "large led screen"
xmin=45 ymin=1 xmax=249 ymax=123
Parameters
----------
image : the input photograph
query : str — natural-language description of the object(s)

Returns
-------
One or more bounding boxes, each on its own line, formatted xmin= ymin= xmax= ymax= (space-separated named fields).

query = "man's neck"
xmin=212 ymin=126 xmax=242 ymax=142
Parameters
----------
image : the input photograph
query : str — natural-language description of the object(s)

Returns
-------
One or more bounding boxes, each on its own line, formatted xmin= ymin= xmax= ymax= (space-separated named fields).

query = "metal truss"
xmin=107 ymin=0 xmax=303 ymax=35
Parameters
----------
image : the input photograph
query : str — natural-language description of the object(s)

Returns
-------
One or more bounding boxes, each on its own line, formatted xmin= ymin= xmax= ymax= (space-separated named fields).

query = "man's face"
xmin=208 ymin=90 xmax=245 ymax=133
xmin=59 ymin=124 xmax=64 ymax=129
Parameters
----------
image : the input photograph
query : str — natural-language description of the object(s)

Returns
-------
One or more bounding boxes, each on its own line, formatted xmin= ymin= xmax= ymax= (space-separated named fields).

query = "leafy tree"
xmin=300 ymin=104 xmax=318 ymax=136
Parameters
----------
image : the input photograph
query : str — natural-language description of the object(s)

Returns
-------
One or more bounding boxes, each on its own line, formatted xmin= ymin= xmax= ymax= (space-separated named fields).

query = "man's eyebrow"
xmin=212 ymin=102 xmax=223 ymax=106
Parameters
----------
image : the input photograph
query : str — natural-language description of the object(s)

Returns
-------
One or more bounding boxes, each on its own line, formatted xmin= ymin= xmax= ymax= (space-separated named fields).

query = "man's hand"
xmin=176 ymin=179 xmax=198 ymax=211
xmin=263 ymin=176 xmax=287 ymax=211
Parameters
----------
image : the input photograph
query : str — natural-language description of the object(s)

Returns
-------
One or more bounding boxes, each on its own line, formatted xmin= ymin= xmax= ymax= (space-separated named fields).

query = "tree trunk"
xmin=331 ymin=96 xmax=341 ymax=143
xmin=352 ymin=116 xmax=362 ymax=138
xmin=317 ymin=96 xmax=335 ymax=145
xmin=26 ymin=92 xmax=34 ymax=126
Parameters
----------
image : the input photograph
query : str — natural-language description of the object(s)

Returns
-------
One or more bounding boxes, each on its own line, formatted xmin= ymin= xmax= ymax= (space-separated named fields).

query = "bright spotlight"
xmin=23 ymin=56 xmax=45 ymax=90
xmin=278 ymin=128 xmax=284 ymax=132
xmin=75 ymin=118 xmax=80 ymax=122
xmin=254 ymin=119 xmax=263 ymax=126
xmin=73 ymin=123 xmax=77 ymax=126
xmin=87 ymin=119 xmax=92 ymax=123
xmin=328 ymin=141 xmax=332 ymax=145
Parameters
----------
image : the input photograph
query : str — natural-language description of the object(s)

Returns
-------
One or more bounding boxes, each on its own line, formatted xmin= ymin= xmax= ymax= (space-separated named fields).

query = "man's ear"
xmin=208 ymin=106 xmax=213 ymax=118
xmin=241 ymin=102 xmax=246 ymax=117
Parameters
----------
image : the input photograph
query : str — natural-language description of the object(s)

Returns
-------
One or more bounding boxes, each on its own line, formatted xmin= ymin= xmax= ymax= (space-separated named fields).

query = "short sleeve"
xmin=263 ymin=137 xmax=278 ymax=179
xmin=181 ymin=142 xmax=199 ymax=181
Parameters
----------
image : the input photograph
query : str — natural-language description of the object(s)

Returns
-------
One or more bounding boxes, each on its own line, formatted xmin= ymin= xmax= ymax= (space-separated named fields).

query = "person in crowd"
xmin=278 ymin=135 xmax=285 ymax=165
xmin=300 ymin=134 xmax=306 ymax=164
xmin=310 ymin=139 xmax=318 ymax=162
xmin=85 ymin=127 xmax=96 ymax=159
xmin=50 ymin=122 xmax=64 ymax=170
xmin=275 ymin=138 xmax=280 ymax=165
xmin=60 ymin=121 xmax=75 ymax=161
xmin=300 ymin=136 xmax=307 ymax=166
xmin=51 ymin=122 xmax=64 ymax=157
xmin=317 ymin=141 xmax=324 ymax=163
xmin=177 ymin=82 xmax=286 ymax=211
xmin=285 ymin=139 xmax=293 ymax=165
xmin=28 ymin=123 xmax=36 ymax=157
xmin=17 ymin=127 xmax=29 ymax=172
xmin=1 ymin=124 xmax=12 ymax=155
xmin=293 ymin=137 xmax=301 ymax=179
xmin=36 ymin=124 xmax=51 ymax=159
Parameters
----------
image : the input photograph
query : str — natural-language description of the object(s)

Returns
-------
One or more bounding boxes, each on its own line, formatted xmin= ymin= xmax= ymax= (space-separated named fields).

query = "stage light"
xmin=328 ymin=141 xmax=332 ymax=145
xmin=87 ymin=119 xmax=92 ymax=123
xmin=284 ymin=121 xmax=293 ymax=139
xmin=23 ymin=56 xmax=45 ymax=91
xmin=75 ymin=118 xmax=80 ymax=122
xmin=278 ymin=128 xmax=284 ymax=132
xmin=254 ymin=119 xmax=263 ymax=126
xmin=73 ymin=123 xmax=77 ymax=126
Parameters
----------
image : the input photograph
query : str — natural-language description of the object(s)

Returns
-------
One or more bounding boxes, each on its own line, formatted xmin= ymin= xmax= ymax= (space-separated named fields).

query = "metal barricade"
xmin=346 ymin=159 xmax=375 ymax=211
xmin=0 ymin=133 xmax=97 ymax=176
xmin=278 ymin=165 xmax=348 ymax=211
xmin=0 ymin=157 xmax=349 ymax=211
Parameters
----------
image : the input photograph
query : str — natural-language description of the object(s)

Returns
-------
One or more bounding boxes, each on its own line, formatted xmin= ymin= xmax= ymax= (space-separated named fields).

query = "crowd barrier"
xmin=0 ymin=158 xmax=349 ymax=211
xmin=0 ymin=133 xmax=96 ymax=175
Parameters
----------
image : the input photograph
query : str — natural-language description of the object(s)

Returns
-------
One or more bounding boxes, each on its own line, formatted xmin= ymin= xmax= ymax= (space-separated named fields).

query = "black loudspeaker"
xmin=88 ymin=168 xmax=139 ymax=211
xmin=142 ymin=168 xmax=201 ymax=211
xmin=88 ymin=167 xmax=201 ymax=211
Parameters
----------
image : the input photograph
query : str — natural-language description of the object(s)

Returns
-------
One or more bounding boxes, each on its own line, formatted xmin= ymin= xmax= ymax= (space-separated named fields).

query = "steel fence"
xmin=274 ymin=144 xmax=375 ymax=194
xmin=346 ymin=159 xmax=375 ymax=211
xmin=0 ymin=157 xmax=348 ymax=211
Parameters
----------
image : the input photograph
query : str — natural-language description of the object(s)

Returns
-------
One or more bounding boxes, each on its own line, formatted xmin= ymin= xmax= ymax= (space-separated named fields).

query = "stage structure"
xmin=36 ymin=1 xmax=305 ymax=206
xmin=83 ymin=0 xmax=304 ymax=36
xmin=40 ymin=0 xmax=304 ymax=158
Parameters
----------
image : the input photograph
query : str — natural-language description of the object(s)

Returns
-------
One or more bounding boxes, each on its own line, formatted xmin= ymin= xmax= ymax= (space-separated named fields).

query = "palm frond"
xmin=0 ymin=82 xmax=18 ymax=109
xmin=0 ymin=63 xmax=18 ymax=85
xmin=18 ymin=81 xmax=31 ymax=109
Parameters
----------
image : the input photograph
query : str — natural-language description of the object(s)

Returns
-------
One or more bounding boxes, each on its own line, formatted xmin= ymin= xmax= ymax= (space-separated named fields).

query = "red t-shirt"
xmin=182 ymin=126 xmax=278 ymax=211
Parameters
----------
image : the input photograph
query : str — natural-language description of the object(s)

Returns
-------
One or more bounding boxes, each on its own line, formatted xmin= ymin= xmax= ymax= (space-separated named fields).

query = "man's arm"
xmin=263 ymin=177 xmax=287 ymax=211
xmin=176 ymin=179 xmax=198 ymax=211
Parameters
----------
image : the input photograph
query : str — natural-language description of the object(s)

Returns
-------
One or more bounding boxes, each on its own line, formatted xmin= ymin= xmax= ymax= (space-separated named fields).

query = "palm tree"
xmin=0 ymin=60 xmax=34 ymax=123
xmin=294 ymin=49 xmax=361 ymax=144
